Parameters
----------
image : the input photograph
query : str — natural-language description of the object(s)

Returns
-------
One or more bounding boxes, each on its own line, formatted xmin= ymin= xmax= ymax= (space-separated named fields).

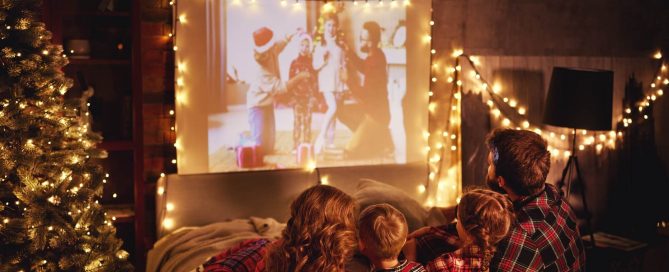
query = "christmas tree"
xmin=0 ymin=0 xmax=133 ymax=271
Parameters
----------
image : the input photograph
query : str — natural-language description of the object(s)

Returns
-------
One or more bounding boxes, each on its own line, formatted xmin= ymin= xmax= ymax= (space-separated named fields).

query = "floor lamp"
xmin=543 ymin=67 xmax=614 ymax=247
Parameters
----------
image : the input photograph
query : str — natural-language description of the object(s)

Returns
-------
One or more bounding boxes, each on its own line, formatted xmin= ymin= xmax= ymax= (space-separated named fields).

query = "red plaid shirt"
xmin=420 ymin=226 xmax=485 ymax=272
xmin=490 ymin=184 xmax=585 ymax=271
xmin=416 ymin=184 xmax=585 ymax=272
xmin=200 ymin=238 xmax=271 ymax=272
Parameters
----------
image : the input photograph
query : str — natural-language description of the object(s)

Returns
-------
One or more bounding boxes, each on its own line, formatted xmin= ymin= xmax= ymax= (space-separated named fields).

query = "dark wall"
xmin=432 ymin=0 xmax=669 ymax=231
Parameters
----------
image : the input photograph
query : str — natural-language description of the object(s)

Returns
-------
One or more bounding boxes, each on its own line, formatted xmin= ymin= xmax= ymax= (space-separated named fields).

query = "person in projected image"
xmin=288 ymin=32 xmax=319 ymax=153
xmin=313 ymin=13 xmax=347 ymax=155
xmin=247 ymin=26 xmax=310 ymax=156
xmin=341 ymin=21 xmax=393 ymax=159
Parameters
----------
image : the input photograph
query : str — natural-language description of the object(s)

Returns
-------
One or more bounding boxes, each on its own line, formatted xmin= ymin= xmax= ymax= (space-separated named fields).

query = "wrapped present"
xmin=296 ymin=143 xmax=314 ymax=166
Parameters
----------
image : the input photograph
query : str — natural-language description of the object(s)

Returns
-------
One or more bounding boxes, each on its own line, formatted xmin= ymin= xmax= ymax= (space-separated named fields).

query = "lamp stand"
xmin=557 ymin=128 xmax=596 ymax=247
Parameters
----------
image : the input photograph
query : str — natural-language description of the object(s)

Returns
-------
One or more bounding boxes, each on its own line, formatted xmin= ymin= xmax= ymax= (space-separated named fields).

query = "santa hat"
xmin=253 ymin=27 xmax=274 ymax=53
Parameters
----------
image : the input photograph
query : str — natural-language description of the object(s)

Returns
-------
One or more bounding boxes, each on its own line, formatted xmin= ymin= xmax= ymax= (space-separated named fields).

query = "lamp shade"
xmin=543 ymin=67 xmax=613 ymax=131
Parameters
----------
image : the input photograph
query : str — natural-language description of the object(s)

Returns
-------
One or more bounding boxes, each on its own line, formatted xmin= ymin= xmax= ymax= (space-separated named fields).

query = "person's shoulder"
xmin=405 ymin=261 xmax=427 ymax=272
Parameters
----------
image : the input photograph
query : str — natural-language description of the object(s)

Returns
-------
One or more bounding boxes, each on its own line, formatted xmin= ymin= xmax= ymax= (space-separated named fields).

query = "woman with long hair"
xmin=200 ymin=185 xmax=358 ymax=272
xmin=265 ymin=184 xmax=358 ymax=271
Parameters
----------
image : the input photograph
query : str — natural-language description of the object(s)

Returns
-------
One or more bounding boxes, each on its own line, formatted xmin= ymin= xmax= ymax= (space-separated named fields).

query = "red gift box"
xmin=296 ymin=143 xmax=314 ymax=166
xmin=237 ymin=145 xmax=264 ymax=168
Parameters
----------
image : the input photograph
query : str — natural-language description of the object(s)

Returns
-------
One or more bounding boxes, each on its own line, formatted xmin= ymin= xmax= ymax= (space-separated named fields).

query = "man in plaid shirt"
xmin=406 ymin=129 xmax=585 ymax=271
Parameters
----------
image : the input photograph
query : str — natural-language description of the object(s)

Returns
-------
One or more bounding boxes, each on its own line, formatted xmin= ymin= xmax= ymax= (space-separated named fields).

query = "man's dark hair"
xmin=486 ymin=129 xmax=550 ymax=196
xmin=362 ymin=21 xmax=381 ymax=45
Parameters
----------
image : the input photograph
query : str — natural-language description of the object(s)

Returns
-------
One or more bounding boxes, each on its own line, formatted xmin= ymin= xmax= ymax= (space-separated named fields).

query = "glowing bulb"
xmin=522 ymin=121 xmax=530 ymax=129
xmin=431 ymin=77 xmax=437 ymax=82
xmin=487 ymin=100 xmax=494 ymax=107
xmin=42 ymin=50 xmax=49 ymax=55
xmin=598 ymin=134 xmax=607 ymax=142
xmin=564 ymin=151 xmax=571 ymax=158
xmin=423 ymin=35 xmax=432 ymax=43
xmin=451 ymin=145 xmax=457 ymax=151
xmin=429 ymin=20 xmax=434 ymax=26
xmin=178 ymin=14 xmax=187 ymax=23
xmin=305 ymin=161 xmax=317 ymax=172
xmin=173 ymin=46 xmax=178 ymax=51
xmin=492 ymin=84 xmax=502 ymax=94
xmin=651 ymin=83 xmax=656 ymax=88
xmin=428 ymin=102 xmax=437 ymax=113
xmin=502 ymin=118 xmax=511 ymax=127
xmin=579 ymin=145 xmax=585 ymax=151
xmin=518 ymin=107 xmax=526 ymax=115
xmin=431 ymin=49 xmax=436 ymax=54
xmin=166 ymin=203 xmax=175 ymax=212
xmin=596 ymin=144 xmax=603 ymax=153
xmin=491 ymin=109 xmax=501 ymax=117
xmin=451 ymin=49 xmax=463 ymax=57
xmin=169 ymin=110 xmax=175 ymax=115
xmin=509 ymin=99 xmax=517 ymax=108
xmin=418 ymin=185 xmax=426 ymax=194
xmin=163 ymin=218 xmax=175 ymax=229
xmin=560 ymin=134 xmax=566 ymax=140
xmin=157 ymin=187 xmax=165 ymax=195
xmin=320 ymin=175 xmax=329 ymax=185
xmin=659 ymin=89 xmax=664 ymax=96
xmin=653 ymin=51 xmax=662 ymax=59
xmin=171 ymin=159 xmax=177 ymax=164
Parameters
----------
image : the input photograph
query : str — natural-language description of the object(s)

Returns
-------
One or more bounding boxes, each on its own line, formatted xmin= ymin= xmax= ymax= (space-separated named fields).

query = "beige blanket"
xmin=146 ymin=217 xmax=285 ymax=272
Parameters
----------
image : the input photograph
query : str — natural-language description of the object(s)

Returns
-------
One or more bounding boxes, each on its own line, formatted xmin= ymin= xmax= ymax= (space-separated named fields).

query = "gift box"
xmin=237 ymin=145 xmax=264 ymax=168
xmin=237 ymin=132 xmax=264 ymax=168
xmin=296 ymin=143 xmax=314 ymax=166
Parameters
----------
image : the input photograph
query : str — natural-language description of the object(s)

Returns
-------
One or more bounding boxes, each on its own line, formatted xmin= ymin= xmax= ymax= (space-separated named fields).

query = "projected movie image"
xmin=208 ymin=1 xmax=413 ymax=172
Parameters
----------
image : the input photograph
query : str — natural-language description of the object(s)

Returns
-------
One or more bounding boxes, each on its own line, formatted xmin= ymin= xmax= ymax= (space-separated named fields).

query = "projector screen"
xmin=175 ymin=0 xmax=430 ymax=174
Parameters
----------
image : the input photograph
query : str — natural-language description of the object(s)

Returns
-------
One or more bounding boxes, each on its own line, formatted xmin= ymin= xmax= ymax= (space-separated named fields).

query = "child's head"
xmin=358 ymin=204 xmax=408 ymax=261
xmin=456 ymin=189 xmax=514 ymax=267
xmin=298 ymin=33 xmax=312 ymax=56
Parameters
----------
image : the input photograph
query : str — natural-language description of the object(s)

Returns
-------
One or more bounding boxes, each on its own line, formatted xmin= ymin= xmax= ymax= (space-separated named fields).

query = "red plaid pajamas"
xmin=200 ymin=238 xmax=271 ymax=272
xmin=416 ymin=184 xmax=586 ymax=272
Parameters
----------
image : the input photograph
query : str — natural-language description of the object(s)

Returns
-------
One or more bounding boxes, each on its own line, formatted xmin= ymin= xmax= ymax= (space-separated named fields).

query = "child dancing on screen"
xmin=247 ymin=26 xmax=309 ymax=155
xmin=288 ymin=33 xmax=318 ymax=152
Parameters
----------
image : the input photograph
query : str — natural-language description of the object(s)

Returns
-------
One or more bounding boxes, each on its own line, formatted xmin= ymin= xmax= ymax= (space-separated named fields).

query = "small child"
xmin=288 ymin=33 xmax=318 ymax=151
xmin=420 ymin=189 xmax=514 ymax=272
xmin=359 ymin=204 xmax=426 ymax=272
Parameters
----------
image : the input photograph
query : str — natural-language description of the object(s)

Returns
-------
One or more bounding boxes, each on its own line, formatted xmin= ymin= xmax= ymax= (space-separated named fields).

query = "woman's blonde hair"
xmin=457 ymin=189 xmax=515 ymax=271
xmin=265 ymin=185 xmax=358 ymax=272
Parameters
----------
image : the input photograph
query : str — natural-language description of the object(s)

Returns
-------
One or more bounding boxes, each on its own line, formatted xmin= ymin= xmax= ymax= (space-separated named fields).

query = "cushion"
xmin=424 ymin=206 xmax=455 ymax=227
xmin=353 ymin=178 xmax=428 ymax=232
